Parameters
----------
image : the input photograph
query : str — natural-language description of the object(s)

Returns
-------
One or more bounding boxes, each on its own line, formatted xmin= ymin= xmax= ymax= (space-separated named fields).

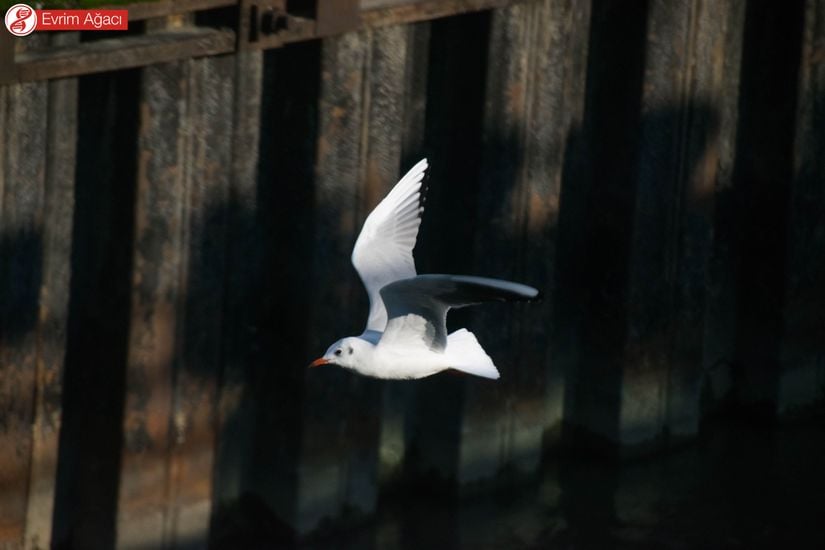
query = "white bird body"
xmin=309 ymin=159 xmax=539 ymax=380
xmin=355 ymin=338 xmax=447 ymax=380
xmin=314 ymin=326 xmax=497 ymax=380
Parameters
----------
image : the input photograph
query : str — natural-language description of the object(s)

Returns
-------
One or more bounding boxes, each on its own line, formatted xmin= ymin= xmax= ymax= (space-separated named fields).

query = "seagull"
xmin=308 ymin=159 xmax=539 ymax=379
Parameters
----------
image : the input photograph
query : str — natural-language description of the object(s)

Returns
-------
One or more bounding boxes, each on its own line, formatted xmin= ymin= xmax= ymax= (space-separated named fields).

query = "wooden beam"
xmin=23 ymin=33 xmax=80 ymax=550
xmin=621 ymin=0 xmax=746 ymax=451
xmin=8 ymin=0 xmax=533 ymax=83
xmin=116 ymin=46 xmax=235 ymax=546
xmin=16 ymin=28 xmax=236 ymax=82
xmin=778 ymin=0 xmax=825 ymax=414
xmin=295 ymin=28 xmax=383 ymax=534
xmin=103 ymin=0 xmax=237 ymax=21
xmin=459 ymin=0 xmax=591 ymax=485
xmin=208 ymin=47 xmax=265 ymax=542
xmin=0 ymin=44 xmax=49 ymax=549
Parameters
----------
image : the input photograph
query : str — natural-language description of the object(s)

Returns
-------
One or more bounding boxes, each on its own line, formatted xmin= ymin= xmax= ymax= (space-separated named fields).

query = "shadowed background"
xmin=1 ymin=0 xmax=824 ymax=548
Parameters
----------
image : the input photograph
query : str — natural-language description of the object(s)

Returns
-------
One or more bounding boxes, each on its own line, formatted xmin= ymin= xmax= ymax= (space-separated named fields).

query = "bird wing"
xmin=352 ymin=158 xmax=429 ymax=333
xmin=378 ymin=274 xmax=539 ymax=352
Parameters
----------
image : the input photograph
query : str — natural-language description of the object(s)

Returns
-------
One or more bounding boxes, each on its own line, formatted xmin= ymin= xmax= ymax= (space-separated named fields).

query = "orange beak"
xmin=308 ymin=357 xmax=329 ymax=368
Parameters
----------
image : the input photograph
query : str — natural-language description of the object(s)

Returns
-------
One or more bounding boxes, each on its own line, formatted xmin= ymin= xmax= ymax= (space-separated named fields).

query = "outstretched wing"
xmin=379 ymin=274 xmax=539 ymax=352
xmin=352 ymin=158 xmax=429 ymax=333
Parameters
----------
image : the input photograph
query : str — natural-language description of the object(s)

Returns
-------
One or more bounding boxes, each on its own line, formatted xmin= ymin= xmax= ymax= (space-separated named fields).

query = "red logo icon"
xmin=5 ymin=4 xmax=38 ymax=37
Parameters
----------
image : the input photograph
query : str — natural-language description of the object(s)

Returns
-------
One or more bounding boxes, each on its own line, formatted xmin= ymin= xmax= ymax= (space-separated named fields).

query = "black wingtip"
xmin=419 ymin=160 xmax=431 ymax=210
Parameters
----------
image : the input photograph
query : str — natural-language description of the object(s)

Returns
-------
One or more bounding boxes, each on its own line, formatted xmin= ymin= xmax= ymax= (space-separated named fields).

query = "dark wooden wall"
xmin=1 ymin=0 xmax=823 ymax=547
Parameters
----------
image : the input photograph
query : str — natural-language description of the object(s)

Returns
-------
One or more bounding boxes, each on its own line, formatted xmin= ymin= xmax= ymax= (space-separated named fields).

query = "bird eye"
xmin=348 ymin=347 xmax=353 ymax=355
xmin=334 ymin=349 xmax=342 ymax=356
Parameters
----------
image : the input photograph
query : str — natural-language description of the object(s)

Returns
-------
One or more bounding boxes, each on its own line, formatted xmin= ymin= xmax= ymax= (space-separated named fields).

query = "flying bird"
xmin=309 ymin=159 xmax=539 ymax=379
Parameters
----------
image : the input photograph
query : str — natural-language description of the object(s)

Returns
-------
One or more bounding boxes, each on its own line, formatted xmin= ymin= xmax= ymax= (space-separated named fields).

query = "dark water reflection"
xmin=288 ymin=418 xmax=824 ymax=549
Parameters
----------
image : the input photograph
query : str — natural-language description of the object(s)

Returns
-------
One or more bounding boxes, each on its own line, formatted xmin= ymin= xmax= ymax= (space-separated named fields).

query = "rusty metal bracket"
xmin=238 ymin=0 xmax=359 ymax=50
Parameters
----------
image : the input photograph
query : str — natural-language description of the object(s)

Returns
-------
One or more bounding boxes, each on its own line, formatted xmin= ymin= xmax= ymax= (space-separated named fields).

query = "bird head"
xmin=308 ymin=337 xmax=370 ymax=371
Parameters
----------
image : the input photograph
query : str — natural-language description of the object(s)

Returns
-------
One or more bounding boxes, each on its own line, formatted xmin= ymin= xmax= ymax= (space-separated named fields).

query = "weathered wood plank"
xmin=701 ymin=0 xmax=746 ymax=414
xmin=296 ymin=27 xmax=386 ymax=534
xmin=117 ymin=49 xmax=235 ymax=546
xmin=116 ymin=58 xmax=188 ymax=547
xmin=102 ymin=0 xmax=236 ymax=21
xmin=401 ymin=10 xmax=489 ymax=486
xmin=458 ymin=0 xmax=591 ymax=486
xmin=0 ymin=76 xmax=48 ymax=549
xmin=23 ymin=34 xmax=80 ymax=550
xmin=166 ymin=53 xmax=234 ymax=547
xmin=50 ymin=67 xmax=140 ymax=550
xmin=17 ymin=28 xmax=236 ymax=83
xmin=362 ymin=0 xmax=531 ymax=27
xmin=621 ymin=0 xmax=747 ymax=451
xmin=552 ymin=0 xmax=648 ymax=452
xmin=213 ymin=40 xmax=322 ymax=546
xmin=726 ymin=0 xmax=805 ymax=413
xmin=779 ymin=0 xmax=825 ymax=414
xmin=378 ymin=22 xmax=431 ymax=488
xmin=209 ymin=48 xmax=265 ymax=541
xmin=665 ymin=0 xmax=743 ymax=436
xmin=362 ymin=24 xmax=418 ymax=491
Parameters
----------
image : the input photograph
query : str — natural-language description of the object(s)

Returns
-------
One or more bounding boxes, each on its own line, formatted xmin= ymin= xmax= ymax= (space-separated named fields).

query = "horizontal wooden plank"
xmin=8 ymin=0 xmax=530 ymax=83
xmin=361 ymin=0 xmax=529 ymax=27
xmin=16 ymin=28 xmax=235 ymax=82
xmin=102 ymin=0 xmax=237 ymax=21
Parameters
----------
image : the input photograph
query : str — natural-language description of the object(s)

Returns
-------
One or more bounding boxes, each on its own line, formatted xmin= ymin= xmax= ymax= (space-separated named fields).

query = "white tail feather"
xmin=446 ymin=329 xmax=500 ymax=380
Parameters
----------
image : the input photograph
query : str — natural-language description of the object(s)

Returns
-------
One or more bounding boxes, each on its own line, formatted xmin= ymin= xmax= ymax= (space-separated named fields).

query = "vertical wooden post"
xmin=400 ymin=9 xmax=490 ymax=489
xmin=294 ymin=24 xmax=420 ymax=533
xmin=210 ymin=47 xmax=264 ymax=532
xmin=621 ymin=0 xmax=746 ymax=451
xmin=458 ymin=0 xmax=591 ymax=487
xmin=726 ymin=0 xmax=805 ymax=412
xmin=553 ymin=0 xmax=647 ymax=451
xmin=370 ymin=23 xmax=430 ymax=489
xmin=167 ymin=54 xmax=234 ymax=546
xmin=0 ymin=34 xmax=75 ymax=550
xmin=292 ymin=30 xmax=374 ymax=535
xmin=0 ymin=73 xmax=48 ymax=550
xmin=779 ymin=0 xmax=825 ymax=414
xmin=23 ymin=34 xmax=80 ymax=550
xmin=377 ymin=22 xmax=431 ymax=492
xmin=117 ymin=51 xmax=234 ymax=546
xmin=701 ymin=0 xmax=746 ymax=415
xmin=117 ymin=58 xmax=188 ymax=547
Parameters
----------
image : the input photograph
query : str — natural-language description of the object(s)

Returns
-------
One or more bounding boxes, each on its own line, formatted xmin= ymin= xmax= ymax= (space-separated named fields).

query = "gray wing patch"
xmin=379 ymin=274 xmax=540 ymax=352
